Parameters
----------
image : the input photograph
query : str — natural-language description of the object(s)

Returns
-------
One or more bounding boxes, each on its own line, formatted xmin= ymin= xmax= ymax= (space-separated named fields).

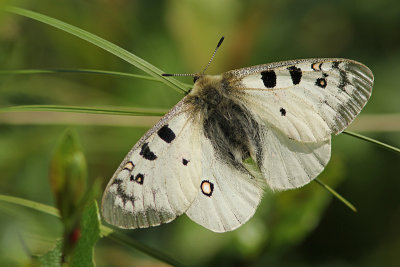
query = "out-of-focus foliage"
xmin=50 ymin=130 xmax=87 ymax=222
xmin=0 ymin=0 xmax=399 ymax=266
xmin=50 ymin=129 xmax=87 ymax=261
xmin=36 ymin=201 xmax=101 ymax=267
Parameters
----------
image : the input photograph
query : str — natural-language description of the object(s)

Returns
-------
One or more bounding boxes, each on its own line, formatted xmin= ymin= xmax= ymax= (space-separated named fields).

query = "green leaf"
xmin=70 ymin=201 xmax=101 ymax=267
xmin=37 ymin=239 xmax=62 ymax=267
xmin=2 ymin=6 xmax=188 ymax=94
xmin=35 ymin=202 xmax=101 ymax=267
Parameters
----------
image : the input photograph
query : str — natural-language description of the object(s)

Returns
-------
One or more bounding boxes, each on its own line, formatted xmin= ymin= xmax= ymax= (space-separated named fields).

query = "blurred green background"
xmin=0 ymin=0 xmax=399 ymax=266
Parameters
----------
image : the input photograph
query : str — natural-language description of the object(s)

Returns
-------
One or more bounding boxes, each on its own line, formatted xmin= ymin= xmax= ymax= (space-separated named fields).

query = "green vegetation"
xmin=0 ymin=1 xmax=399 ymax=266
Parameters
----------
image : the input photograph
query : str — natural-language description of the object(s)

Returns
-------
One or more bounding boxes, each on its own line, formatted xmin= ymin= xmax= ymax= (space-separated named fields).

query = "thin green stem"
xmin=0 ymin=194 xmax=60 ymax=217
xmin=314 ymin=178 xmax=357 ymax=212
xmin=0 ymin=69 xmax=193 ymax=89
xmin=343 ymin=130 xmax=400 ymax=154
xmin=0 ymin=69 xmax=159 ymax=82
xmin=109 ymin=231 xmax=186 ymax=267
xmin=0 ymin=105 xmax=166 ymax=116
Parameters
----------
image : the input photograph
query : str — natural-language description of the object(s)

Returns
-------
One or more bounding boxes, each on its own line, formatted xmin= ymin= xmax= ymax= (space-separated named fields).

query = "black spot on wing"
xmin=332 ymin=61 xmax=350 ymax=91
xmin=338 ymin=74 xmax=349 ymax=91
xmin=287 ymin=66 xmax=302 ymax=85
xmin=182 ymin=158 xmax=189 ymax=166
xmin=111 ymin=179 xmax=137 ymax=205
xmin=312 ymin=62 xmax=322 ymax=71
xmin=338 ymin=68 xmax=350 ymax=91
xmin=140 ymin=142 xmax=157 ymax=160
xmin=280 ymin=107 xmax=286 ymax=116
xmin=123 ymin=161 xmax=135 ymax=171
xmin=129 ymin=173 xmax=144 ymax=184
xmin=201 ymin=180 xmax=214 ymax=197
xmin=332 ymin=61 xmax=340 ymax=69
xmin=157 ymin=125 xmax=176 ymax=143
xmin=316 ymin=78 xmax=327 ymax=88
xmin=135 ymin=173 xmax=144 ymax=184
xmin=261 ymin=70 xmax=276 ymax=88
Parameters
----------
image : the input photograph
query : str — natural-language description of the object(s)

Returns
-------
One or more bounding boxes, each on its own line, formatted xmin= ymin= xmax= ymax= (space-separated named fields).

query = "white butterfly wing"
xmin=102 ymin=57 xmax=373 ymax=231
xmin=185 ymin=135 xmax=264 ymax=233
xmin=259 ymin=125 xmax=331 ymax=190
xmin=102 ymin=100 xmax=202 ymax=229
xmin=228 ymin=59 xmax=373 ymax=142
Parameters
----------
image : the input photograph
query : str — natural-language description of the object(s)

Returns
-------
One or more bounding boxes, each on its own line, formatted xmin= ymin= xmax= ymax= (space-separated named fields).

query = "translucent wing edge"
xmin=227 ymin=58 xmax=373 ymax=81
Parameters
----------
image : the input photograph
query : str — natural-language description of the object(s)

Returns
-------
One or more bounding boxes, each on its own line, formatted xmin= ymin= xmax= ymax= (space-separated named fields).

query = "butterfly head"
xmin=186 ymin=74 xmax=225 ymax=108
xmin=193 ymin=74 xmax=200 ymax=84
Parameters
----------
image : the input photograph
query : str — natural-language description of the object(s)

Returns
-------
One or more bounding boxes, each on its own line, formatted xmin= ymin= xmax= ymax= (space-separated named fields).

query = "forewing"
xmin=102 ymin=100 xmax=202 ymax=229
xmin=228 ymin=58 xmax=373 ymax=142
xmin=185 ymin=135 xmax=264 ymax=233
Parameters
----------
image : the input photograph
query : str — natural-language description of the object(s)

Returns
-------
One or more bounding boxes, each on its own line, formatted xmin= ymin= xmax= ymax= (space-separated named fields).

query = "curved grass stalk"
xmin=0 ymin=194 xmax=60 ymax=217
xmin=0 ymin=69 xmax=160 ymax=82
xmin=0 ymin=69 xmax=193 ymax=89
xmin=343 ymin=130 xmax=400 ymax=154
xmin=108 ymin=231 xmax=186 ymax=267
xmin=2 ymin=6 xmax=188 ymax=94
xmin=0 ymin=105 xmax=166 ymax=117
xmin=314 ymin=178 xmax=357 ymax=212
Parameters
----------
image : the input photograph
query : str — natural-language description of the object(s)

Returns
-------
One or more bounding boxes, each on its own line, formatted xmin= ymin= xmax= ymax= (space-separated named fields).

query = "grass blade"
xmin=343 ymin=130 xmax=400 ymax=154
xmin=2 ymin=6 xmax=188 ymax=94
xmin=314 ymin=178 xmax=357 ymax=212
xmin=0 ymin=194 xmax=60 ymax=218
xmin=0 ymin=105 xmax=166 ymax=116
xmin=0 ymin=69 xmax=193 ymax=89
xmin=0 ymin=69 xmax=161 ymax=82
xmin=109 ymin=231 xmax=186 ymax=267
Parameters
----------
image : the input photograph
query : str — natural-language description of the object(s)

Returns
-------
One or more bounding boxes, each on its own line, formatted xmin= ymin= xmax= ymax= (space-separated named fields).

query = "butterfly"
xmin=101 ymin=37 xmax=373 ymax=232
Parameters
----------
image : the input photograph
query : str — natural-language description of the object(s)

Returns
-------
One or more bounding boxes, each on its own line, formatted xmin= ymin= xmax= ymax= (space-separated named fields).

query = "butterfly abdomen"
xmin=186 ymin=75 xmax=263 ymax=174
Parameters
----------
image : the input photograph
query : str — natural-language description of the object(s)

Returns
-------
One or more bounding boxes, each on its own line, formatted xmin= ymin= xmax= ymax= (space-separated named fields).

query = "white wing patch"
xmin=102 ymin=101 xmax=202 ymax=229
xmin=231 ymin=59 xmax=373 ymax=142
xmin=259 ymin=125 xmax=331 ymax=190
xmin=185 ymin=136 xmax=264 ymax=232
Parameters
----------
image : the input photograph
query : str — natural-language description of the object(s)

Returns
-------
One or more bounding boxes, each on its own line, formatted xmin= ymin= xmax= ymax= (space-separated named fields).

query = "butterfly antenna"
xmin=162 ymin=36 xmax=225 ymax=78
xmin=201 ymin=36 xmax=224 ymax=74
xmin=162 ymin=73 xmax=195 ymax=77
